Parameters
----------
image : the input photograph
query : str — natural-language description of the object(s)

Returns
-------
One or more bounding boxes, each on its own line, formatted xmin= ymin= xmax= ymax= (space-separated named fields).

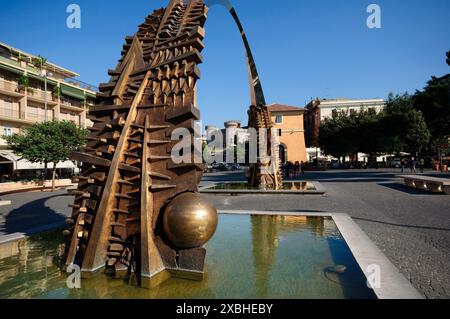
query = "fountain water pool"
xmin=200 ymin=182 xmax=325 ymax=195
xmin=0 ymin=214 xmax=375 ymax=299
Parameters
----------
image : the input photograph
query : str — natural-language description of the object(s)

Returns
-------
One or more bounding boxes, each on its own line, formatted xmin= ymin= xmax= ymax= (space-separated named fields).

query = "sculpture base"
xmin=141 ymin=269 xmax=172 ymax=289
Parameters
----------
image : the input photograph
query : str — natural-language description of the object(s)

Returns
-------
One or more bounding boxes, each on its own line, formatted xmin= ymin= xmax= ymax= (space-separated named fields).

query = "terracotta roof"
xmin=268 ymin=103 xmax=305 ymax=112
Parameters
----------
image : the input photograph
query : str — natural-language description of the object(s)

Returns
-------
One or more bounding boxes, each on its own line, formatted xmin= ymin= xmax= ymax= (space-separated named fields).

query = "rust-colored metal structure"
xmin=64 ymin=0 xmax=281 ymax=288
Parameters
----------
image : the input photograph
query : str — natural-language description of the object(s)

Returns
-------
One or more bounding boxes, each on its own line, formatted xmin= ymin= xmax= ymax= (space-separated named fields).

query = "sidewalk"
xmin=0 ymin=188 xmax=73 ymax=237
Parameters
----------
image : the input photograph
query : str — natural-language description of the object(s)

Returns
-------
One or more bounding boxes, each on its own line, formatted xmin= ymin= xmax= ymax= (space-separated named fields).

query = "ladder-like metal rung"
xmin=150 ymin=184 xmax=177 ymax=191
xmin=148 ymin=171 xmax=172 ymax=180
xmin=118 ymin=179 xmax=137 ymax=186
xmin=112 ymin=208 xmax=131 ymax=215
xmin=148 ymin=140 xmax=171 ymax=145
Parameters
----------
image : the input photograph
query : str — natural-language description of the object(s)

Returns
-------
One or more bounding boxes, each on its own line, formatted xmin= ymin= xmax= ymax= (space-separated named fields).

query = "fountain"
xmin=0 ymin=1 xmax=423 ymax=299
xmin=64 ymin=0 xmax=282 ymax=288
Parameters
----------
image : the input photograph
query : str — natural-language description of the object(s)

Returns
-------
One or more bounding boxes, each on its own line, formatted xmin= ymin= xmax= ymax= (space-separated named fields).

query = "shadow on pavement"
xmin=377 ymin=182 xmax=446 ymax=195
xmin=1 ymin=194 xmax=69 ymax=236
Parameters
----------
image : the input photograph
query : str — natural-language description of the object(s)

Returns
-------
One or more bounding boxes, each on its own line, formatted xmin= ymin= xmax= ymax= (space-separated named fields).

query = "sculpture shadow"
xmin=2 ymin=194 xmax=69 ymax=236
xmin=377 ymin=182 xmax=446 ymax=195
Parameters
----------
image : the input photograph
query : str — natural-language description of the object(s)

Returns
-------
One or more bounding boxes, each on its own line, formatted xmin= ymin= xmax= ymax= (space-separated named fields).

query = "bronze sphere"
xmin=163 ymin=192 xmax=218 ymax=249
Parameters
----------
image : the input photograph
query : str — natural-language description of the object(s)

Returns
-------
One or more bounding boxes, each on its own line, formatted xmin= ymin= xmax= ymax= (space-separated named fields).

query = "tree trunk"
xmin=52 ymin=163 xmax=57 ymax=192
xmin=43 ymin=161 xmax=48 ymax=191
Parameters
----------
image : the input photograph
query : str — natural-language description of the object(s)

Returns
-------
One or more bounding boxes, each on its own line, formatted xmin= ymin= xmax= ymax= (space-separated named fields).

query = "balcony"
xmin=0 ymin=108 xmax=30 ymax=124
xmin=26 ymin=112 xmax=47 ymax=123
xmin=60 ymin=99 xmax=85 ymax=112
xmin=0 ymin=79 xmax=24 ymax=98
xmin=27 ymin=87 xmax=58 ymax=106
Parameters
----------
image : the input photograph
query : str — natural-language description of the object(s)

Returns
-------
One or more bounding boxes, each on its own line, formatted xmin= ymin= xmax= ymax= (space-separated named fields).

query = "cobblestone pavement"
xmin=200 ymin=169 xmax=450 ymax=299
xmin=0 ymin=169 xmax=449 ymax=298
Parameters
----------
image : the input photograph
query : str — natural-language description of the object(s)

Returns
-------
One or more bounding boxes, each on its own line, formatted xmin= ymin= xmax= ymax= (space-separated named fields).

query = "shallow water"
xmin=206 ymin=182 xmax=317 ymax=191
xmin=0 ymin=215 xmax=376 ymax=299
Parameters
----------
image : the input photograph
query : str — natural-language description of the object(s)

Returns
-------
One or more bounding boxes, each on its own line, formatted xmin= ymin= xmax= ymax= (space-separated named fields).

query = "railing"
xmin=26 ymin=112 xmax=46 ymax=123
xmin=64 ymin=78 xmax=98 ymax=92
xmin=27 ymin=87 xmax=56 ymax=102
xmin=0 ymin=78 xmax=21 ymax=93
xmin=61 ymin=98 xmax=84 ymax=109
xmin=0 ymin=109 xmax=25 ymax=120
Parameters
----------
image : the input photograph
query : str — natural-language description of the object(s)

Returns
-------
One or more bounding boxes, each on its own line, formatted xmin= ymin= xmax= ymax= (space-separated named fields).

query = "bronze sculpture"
xmin=64 ymin=0 xmax=281 ymax=288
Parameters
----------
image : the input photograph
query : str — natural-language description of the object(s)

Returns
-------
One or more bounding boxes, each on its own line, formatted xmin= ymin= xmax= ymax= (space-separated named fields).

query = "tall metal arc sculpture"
xmin=64 ymin=0 xmax=281 ymax=288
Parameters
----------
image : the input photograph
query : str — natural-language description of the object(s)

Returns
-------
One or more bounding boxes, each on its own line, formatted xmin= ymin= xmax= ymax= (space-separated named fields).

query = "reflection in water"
xmin=251 ymin=216 xmax=278 ymax=297
xmin=0 ymin=215 xmax=376 ymax=299
xmin=0 ymin=233 xmax=65 ymax=299
xmin=250 ymin=216 xmax=341 ymax=298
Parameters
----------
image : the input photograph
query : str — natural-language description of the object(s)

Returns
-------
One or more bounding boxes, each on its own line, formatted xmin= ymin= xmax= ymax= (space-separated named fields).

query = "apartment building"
xmin=0 ymin=42 xmax=97 ymax=177
xmin=304 ymin=98 xmax=386 ymax=162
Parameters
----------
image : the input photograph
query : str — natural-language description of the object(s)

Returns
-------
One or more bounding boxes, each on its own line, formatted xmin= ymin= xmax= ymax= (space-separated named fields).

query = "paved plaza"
xmin=0 ymin=169 xmax=449 ymax=298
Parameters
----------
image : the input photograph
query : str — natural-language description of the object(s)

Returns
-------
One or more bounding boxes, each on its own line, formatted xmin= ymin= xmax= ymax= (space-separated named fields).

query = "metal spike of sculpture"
xmin=64 ymin=0 xmax=281 ymax=288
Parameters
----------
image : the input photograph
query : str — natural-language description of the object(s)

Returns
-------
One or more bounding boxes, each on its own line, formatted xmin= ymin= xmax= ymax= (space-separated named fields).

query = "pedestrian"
xmin=400 ymin=159 xmax=405 ymax=173
xmin=300 ymin=161 xmax=305 ymax=176
xmin=410 ymin=157 xmax=416 ymax=173
xmin=294 ymin=161 xmax=300 ymax=178
xmin=286 ymin=161 xmax=293 ymax=179
xmin=420 ymin=158 xmax=425 ymax=173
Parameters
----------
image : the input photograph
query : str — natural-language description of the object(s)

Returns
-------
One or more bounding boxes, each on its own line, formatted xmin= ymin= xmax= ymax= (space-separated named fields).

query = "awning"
xmin=85 ymin=92 xmax=96 ymax=99
xmin=0 ymin=150 xmax=77 ymax=170
xmin=60 ymin=83 xmax=85 ymax=100
xmin=0 ymin=63 xmax=24 ymax=76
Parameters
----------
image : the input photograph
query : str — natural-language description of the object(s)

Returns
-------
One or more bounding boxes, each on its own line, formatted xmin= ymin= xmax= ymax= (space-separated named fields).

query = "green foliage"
xmin=319 ymin=112 xmax=357 ymax=158
xmin=17 ymin=54 xmax=29 ymax=63
xmin=52 ymin=86 xmax=62 ymax=98
xmin=319 ymin=93 xmax=430 ymax=158
xmin=412 ymin=75 xmax=450 ymax=146
xmin=18 ymin=75 xmax=29 ymax=89
xmin=4 ymin=121 xmax=88 ymax=167
xmin=31 ymin=55 xmax=47 ymax=69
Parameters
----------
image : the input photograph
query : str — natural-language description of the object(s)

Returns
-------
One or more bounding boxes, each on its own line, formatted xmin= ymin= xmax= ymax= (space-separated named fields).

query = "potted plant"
xmin=17 ymin=54 xmax=29 ymax=64
xmin=18 ymin=75 xmax=29 ymax=93
xmin=52 ymin=86 xmax=61 ymax=101
xmin=31 ymin=55 xmax=47 ymax=69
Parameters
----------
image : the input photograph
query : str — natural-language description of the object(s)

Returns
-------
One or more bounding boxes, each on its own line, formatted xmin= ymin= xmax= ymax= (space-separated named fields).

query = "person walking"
xmin=420 ymin=158 xmax=425 ymax=173
xmin=400 ymin=159 xmax=405 ymax=173
xmin=411 ymin=157 xmax=417 ymax=173
xmin=294 ymin=161 xmax=300 ymax=178
xmin=300 ymin=161 xmax=305 ymax=177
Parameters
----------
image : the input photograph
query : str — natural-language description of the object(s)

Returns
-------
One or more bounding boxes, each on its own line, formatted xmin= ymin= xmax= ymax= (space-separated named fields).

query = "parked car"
xmin=212 ymin=163 xmax=230 ymax=171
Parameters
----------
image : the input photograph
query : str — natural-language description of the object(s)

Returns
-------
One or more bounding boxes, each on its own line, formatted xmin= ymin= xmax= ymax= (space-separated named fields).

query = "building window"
xmin=3 ymin=127 xmax=13 ymax=137
xmin=275 ymin=115 xmax=283 ymax=124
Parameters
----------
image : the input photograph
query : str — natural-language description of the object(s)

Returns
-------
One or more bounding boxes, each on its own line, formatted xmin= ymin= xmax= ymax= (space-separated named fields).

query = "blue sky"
xmin=1 ymin=0 xmax=449 ymax=127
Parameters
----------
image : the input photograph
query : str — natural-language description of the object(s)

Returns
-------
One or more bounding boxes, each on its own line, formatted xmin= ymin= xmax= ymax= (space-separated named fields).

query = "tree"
xmin=319 ymin=112 xmax=357 ymax=160
xmin=4 ymin=121 xmax=88 ymax=191
xmin=319 ymin=93 xmax=430 ymax=161
xmin=385 ymin=93 xmax=431 ymax=156
xmin=410 ymin=51 xmax=450 ymax=168
xmin=412 ymin=76 xmax=450 ymax=149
